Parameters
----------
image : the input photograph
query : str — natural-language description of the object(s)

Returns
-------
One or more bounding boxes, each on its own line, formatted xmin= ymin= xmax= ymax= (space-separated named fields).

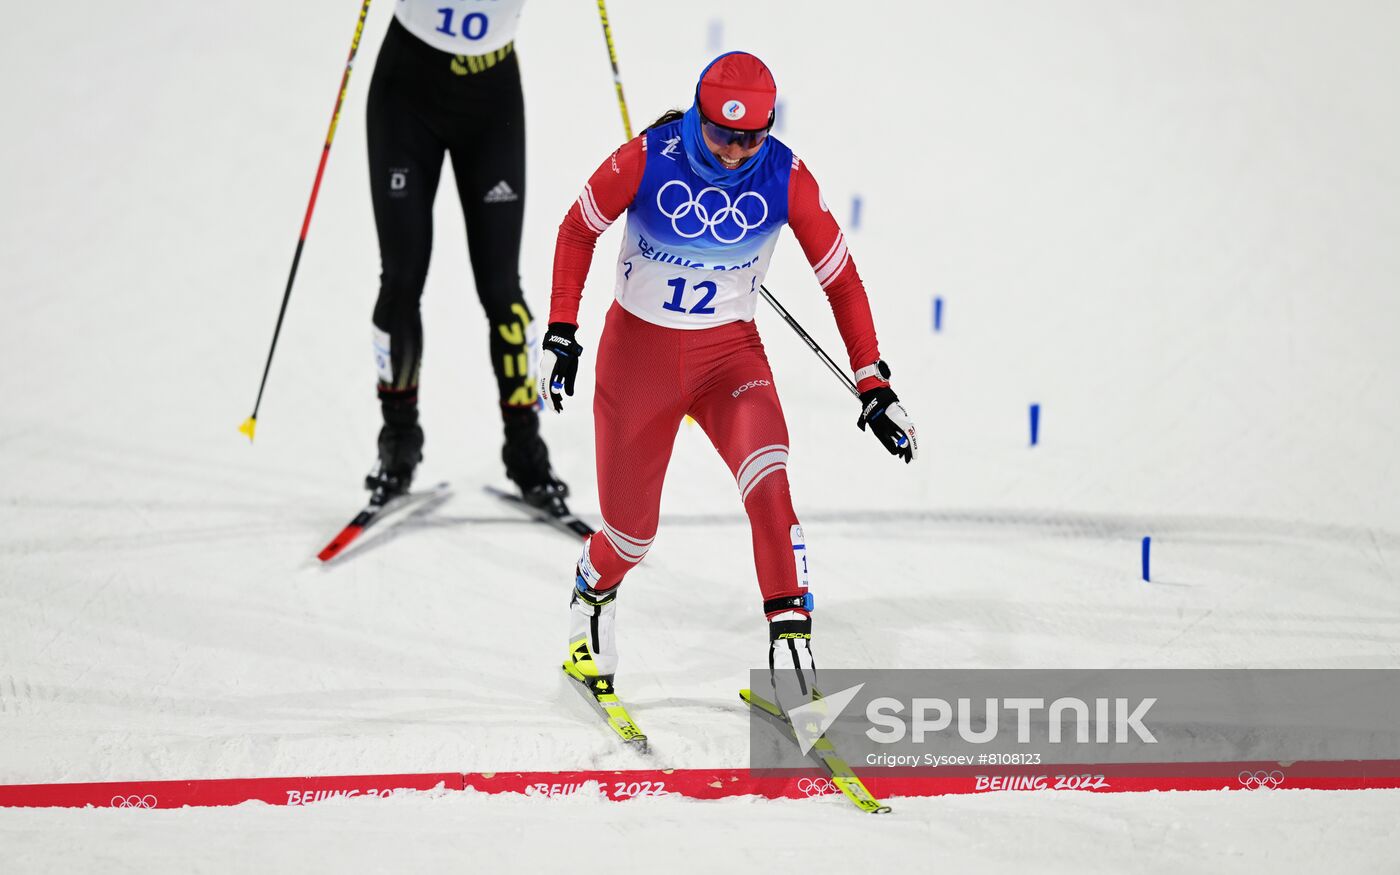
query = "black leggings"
xmin=367 ymin=18 xmax=536 ymax=415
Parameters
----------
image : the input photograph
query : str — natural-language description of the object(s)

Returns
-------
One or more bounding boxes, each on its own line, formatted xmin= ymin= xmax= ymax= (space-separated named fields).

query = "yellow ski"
xmin=741 ymin=688 xmax=892 ymax=814
xmin=563 ymin=662 xmax=649 ymax=754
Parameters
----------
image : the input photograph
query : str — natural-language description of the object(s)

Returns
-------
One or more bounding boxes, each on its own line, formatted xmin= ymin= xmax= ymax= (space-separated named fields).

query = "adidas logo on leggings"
xmin=484 ymin=180 xmax=519 ymax=203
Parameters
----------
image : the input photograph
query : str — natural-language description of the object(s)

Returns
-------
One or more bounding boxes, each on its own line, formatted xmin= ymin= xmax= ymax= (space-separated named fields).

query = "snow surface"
xmin=2 ymin=0 xmax=1399 ymax=871
xmin=6 ymin=789 xmax=1400 ymax=874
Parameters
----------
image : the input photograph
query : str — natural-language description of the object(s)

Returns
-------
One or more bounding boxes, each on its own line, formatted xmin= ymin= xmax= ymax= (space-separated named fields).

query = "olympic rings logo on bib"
xmin=657 ymin=180 xmax=769 ymax=244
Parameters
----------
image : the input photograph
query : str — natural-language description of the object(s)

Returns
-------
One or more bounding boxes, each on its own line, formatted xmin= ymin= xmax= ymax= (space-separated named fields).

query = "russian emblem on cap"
xmin=697 ymin=52 xmax=776 ymax=131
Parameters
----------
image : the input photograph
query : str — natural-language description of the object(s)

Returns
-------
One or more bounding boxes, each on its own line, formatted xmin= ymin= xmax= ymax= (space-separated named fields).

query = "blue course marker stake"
xmin=933 ymin=296 xmax=943 ymax=332
xmin=851 ymin=195 xmax=862 ymax=230
xmin=1142 ymin=537 xmax=1152 ymax=582
xmin=1029 ymin=403 xmax=1040 ymax=446
xmin=708 ymin=19 xmax=723 ymax=52
xmin=773 ymin=99 xmax=785 ymax=134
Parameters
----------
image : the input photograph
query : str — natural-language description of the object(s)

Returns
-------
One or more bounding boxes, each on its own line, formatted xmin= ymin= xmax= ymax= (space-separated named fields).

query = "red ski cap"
xmin=696 ymin=52 xmax=777 ymax=131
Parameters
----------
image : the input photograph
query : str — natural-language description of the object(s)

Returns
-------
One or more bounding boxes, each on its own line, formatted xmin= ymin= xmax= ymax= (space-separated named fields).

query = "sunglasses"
xmin=700 ymin=112 xmax=772 ymax=149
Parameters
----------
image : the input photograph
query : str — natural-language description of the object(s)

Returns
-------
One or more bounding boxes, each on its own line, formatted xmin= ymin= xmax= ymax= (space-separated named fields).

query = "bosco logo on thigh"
xmin=731 ymin=378 xmax=772 ymax=399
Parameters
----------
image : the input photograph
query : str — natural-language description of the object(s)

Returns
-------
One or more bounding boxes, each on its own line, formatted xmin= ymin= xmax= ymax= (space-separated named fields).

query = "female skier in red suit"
xmin=539 ymin=52 xmax=917 ymax=713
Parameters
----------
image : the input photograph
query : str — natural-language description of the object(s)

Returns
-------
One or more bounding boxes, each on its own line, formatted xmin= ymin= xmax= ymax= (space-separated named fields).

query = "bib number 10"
xmin=661 ymin=278 xmax=717 ymax=315
xmin=435 ymin=8 xmax=489 ymax=40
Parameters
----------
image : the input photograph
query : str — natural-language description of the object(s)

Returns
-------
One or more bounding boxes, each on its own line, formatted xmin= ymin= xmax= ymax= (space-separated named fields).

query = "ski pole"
xmin=595 ymin=0 xmax=633 ymax=140
xmin=760 ymin=284 xmax=860 ymax=398
xmin=240 ymin=0 xmax=375 ymax=443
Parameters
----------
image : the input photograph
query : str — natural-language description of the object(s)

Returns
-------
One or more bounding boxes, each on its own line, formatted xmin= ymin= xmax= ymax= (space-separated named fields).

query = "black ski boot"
xmin=502 ymin=407 xmax=571 ymax=516
xmin=365 ymin=403 xmax=423 ymax=501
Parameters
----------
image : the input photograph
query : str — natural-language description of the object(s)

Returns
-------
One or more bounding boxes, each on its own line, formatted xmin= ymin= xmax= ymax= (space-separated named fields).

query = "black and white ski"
xmin=317 ymin=481 xmax=452 ymax=563
xmin=483 ymin=485 xmax=594 ymax=540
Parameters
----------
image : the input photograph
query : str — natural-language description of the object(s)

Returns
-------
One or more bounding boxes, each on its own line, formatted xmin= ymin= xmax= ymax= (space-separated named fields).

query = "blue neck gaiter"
xmin=681 ymin=105 xmax=771 ymax=190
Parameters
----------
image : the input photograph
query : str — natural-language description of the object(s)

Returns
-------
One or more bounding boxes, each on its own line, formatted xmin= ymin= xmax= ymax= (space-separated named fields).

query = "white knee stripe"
xmin=740 ymin=460 xmax=787 ymax=503
xmin=600 ymin=517 xmax=653 ymax=564
xmin=601 ymin=517 xmax=654 ymax=549
xmin=736 ymin=446 xmax=789 ymax=501
xmin=736 ymin=444 xmax=787 ymax=483
xmin=602 ymin=530 xmax=647 ymax=564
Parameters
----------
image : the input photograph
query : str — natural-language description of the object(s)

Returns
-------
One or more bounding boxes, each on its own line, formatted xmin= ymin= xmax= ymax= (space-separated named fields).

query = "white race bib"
xmin=394 ymin=0 xmax=524 ymax=55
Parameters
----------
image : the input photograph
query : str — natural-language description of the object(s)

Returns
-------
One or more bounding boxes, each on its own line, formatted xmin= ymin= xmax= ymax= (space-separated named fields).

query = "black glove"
xmin=857 ymin=386 xmax=918 ymax=463
xmin=538 ymin=323 xmax=583 ymax=413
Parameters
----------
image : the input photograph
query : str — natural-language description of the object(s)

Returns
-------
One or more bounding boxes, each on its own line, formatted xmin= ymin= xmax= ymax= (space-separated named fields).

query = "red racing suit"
xmin=550 ymin=124 xmax=889 ymax=615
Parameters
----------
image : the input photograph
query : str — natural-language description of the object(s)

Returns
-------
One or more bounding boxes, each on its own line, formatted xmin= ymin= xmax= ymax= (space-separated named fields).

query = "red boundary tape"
xmin=1 ymin=761 xmax=1398 ymax=809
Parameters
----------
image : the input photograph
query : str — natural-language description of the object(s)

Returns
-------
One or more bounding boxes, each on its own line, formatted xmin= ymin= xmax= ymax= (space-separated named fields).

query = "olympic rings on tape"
xmin=797 ymin=777 xmax=837 ymax=797
xmin=1237 ymin=770 xmax=1285 ymax=789
xmin=110 ymin=794 xmax=159 ymax=809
